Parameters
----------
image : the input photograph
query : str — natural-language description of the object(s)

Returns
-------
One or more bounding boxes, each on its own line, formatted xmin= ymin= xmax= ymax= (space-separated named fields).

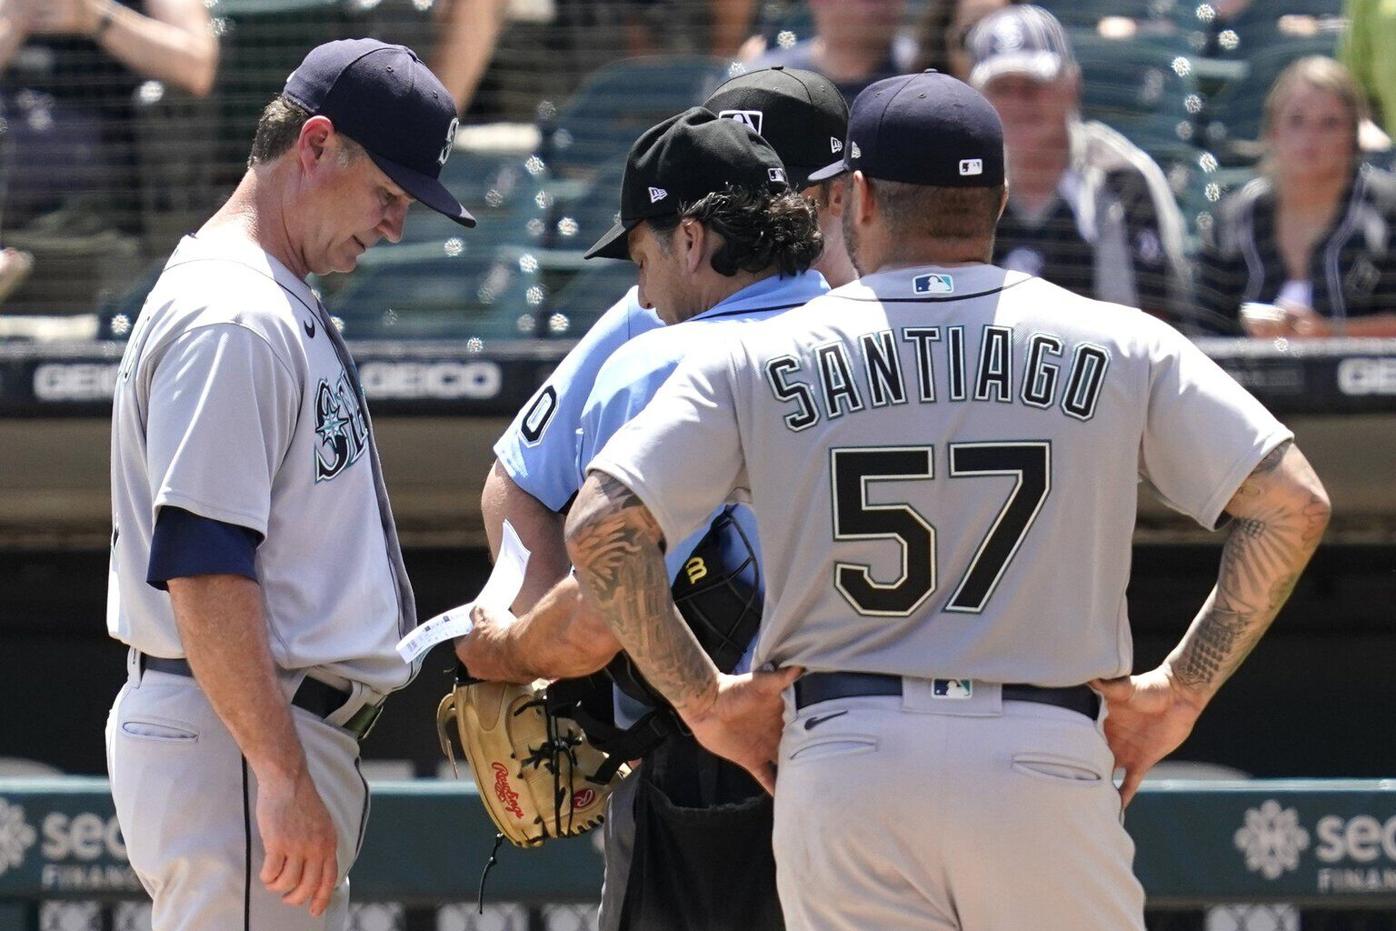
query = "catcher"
xmin=451 ymin=85 xmax=847 ymax=931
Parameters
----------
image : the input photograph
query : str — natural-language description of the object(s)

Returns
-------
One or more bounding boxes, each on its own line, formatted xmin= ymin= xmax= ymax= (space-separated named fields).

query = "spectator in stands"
xmin=744 ymin=0 xmax=916 ymax=102
xmin=0 ymin=0 xmax=218 ymax=229
xmin=966 ymin=4 xmax=1190 ymax=324
xmin=912 ymin=0 xmax=1017 ymax=80
xmin=1199 ymin=56 xmax=1396 ymax=338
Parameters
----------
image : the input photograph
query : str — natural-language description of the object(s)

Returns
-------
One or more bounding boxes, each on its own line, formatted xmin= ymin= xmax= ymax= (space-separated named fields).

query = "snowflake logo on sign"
xmin=1235 ymin=800 xmax=1309 ymax=880
xmin=0 ymin=799 xmax=37 ymax=877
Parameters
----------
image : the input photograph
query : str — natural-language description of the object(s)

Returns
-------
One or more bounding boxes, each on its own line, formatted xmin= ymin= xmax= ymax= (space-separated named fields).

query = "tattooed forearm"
xmin=566 ymin=472 xmax=720 ymax=714
xmin=1171 ymin=443 xmax=1329 ymax=694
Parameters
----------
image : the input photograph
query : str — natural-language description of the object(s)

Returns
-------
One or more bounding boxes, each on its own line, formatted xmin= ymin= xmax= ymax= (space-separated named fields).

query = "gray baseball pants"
xmin=106 ymin=656 xmax=370 ymax=931
xmin=772 ymin=680 xmax=1146 ymax=930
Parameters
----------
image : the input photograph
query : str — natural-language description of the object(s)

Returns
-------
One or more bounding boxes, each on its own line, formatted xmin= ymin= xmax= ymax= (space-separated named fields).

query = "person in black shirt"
xmin=1199 ymin=55 xmax=1396 ymax=338
xmin=966 ymin=5 xmax=1191 ymax=326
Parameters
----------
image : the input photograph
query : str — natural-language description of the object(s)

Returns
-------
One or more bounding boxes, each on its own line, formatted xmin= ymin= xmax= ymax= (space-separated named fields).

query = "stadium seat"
xmin=1072 ymin=31 xmax=1204 ymax=167
xmin=1039 ymin=0 xmax=1198 ymax=34
xmin=325 ymin=242 xmax=544 ymax=342
xmin=1206 ymin=0 xmax=1343 ymax=60
xmin=403 ymin=149 xmax=549 ymax=251
xmin=539 ymin=55 xmax=731 ymax=180
xmin=544 ymin=258 xmax=636 ymax=336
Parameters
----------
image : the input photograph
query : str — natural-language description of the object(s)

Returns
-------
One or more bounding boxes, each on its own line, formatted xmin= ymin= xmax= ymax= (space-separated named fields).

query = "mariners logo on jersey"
xmin=314 ymin=373 xmax=369 ymax=482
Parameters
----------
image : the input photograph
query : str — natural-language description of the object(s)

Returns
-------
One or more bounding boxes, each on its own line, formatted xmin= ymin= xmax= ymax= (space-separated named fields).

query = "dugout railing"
xmin=1 ymin=778 xmax=1393 ymax=930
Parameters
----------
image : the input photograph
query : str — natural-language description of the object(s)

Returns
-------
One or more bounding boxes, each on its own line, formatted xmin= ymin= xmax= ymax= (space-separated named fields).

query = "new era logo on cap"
xmin=959 ymin=158 xmax=984 ymax=176
xmin=719 ymin=109 xmax=764 ymax=135
xmin=648 ymin=186 xmax=668 ymax=203
xmin=851 ymin=141 xmax=862 ymax=159
xmin=831 ymin=137 xmax=843 ymax=154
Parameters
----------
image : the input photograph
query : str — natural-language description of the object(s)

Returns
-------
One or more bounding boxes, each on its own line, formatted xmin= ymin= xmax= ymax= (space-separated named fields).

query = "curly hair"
xmin=651 ymin=186 xmax=823 ymax=278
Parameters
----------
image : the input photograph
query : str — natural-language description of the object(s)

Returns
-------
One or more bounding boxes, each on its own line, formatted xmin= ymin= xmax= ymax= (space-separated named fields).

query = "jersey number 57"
xmin=831 ymin=442 xmax=1050 ymax=617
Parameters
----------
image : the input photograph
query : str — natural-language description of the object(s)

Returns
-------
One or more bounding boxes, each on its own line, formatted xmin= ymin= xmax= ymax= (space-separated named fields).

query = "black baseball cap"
xmin=584 ymin=107 xmax=791 ymax=261
xmin=704 ymin=66 xmax=849 ymax=189
xmin=284 ymin=38 xmax=476 ymax=228
xmin=808 ymin=70 xmax=1006 ymax=188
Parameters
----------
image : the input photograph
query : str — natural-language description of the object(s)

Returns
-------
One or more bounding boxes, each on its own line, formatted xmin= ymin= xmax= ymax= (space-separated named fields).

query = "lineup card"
xmin=395 ymin=520 xmax=531 ymax=663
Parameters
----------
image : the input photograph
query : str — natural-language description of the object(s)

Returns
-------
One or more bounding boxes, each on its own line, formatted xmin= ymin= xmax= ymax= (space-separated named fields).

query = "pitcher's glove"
xmin=436 ymin=676 xmax=628 ymax=848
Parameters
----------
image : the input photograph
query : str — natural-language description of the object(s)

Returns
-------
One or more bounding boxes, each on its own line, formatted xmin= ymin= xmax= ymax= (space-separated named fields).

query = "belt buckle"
xmin=344 ymin=700 xmax=385 ymax=742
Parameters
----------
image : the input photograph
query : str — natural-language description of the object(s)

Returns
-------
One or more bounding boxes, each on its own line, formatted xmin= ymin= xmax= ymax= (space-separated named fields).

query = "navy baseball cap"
xmin=704 ymin=66 xmax=849 ymax=189
xmin=808 ymin=70 xmax=1005 ymax=188
xmin=284 ymin=38 xmax=475 ymax=228
xmin=584 ymin=107 xmax=791 ymax=261
xmin=966 ymin=5 xmax=1077 ymax=89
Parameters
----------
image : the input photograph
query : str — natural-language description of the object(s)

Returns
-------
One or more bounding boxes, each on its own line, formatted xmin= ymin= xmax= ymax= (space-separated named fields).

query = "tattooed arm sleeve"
xmin=1168 ymin=440 xmax=1330 ymax=701
xmin=565 ymin=470 xmax=721 ymax=716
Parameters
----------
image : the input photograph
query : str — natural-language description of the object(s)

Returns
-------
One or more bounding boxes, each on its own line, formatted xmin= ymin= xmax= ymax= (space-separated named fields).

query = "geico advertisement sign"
xmin=359 ymin=360 xmax=501 ymax=400
xmin=1237 ymin=800 xmax=1396 ymax=893
xmin=31 ymin=360 xmax=504 ymax=403
xmin=1337 ymin=357 xmax=1396 ymax=395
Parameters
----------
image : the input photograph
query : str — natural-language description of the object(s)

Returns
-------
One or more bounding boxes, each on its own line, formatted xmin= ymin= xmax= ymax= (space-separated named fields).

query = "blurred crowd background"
xmin=1 ymin=0 xmax=1395 ymax=345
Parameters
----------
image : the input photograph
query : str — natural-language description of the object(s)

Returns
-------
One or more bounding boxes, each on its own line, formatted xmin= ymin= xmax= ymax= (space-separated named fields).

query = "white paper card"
xmin=395 ymin=521 xmax=531 ymax=663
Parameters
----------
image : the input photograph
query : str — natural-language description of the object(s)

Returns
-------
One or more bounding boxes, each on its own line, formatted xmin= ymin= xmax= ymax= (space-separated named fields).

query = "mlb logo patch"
xmin=648 ymin=186 xmax=668 ymax=204
xmin=959 ymin=158 xmax=984 ymax=177
xmin=769 ymin=167 xmax=787 ymax=184
xmin=913 ymin=273 xmax=955 ymax=295
xmin=932 ymin=679 xmax=973 ymax=699
xmin=719 ymin=109 xmax=764 ymax=135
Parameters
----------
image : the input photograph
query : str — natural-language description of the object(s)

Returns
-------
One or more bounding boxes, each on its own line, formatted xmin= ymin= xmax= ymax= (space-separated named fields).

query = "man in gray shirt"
xmin=565 ymin=71 xmax=1329 ymax=929
xmin=106 ymin=39 xmax=472 ymax=930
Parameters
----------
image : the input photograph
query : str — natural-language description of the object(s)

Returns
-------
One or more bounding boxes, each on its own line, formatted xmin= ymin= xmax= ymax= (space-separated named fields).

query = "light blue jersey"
xmin=493 ymin=288 xmax=662 ymax=510
xmin=578 ymin=270 xmax=830 ymax=632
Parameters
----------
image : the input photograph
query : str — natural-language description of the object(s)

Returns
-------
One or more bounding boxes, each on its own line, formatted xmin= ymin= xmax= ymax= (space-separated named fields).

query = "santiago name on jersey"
xmin=590 ymin=264 xmax=1291 ymax=687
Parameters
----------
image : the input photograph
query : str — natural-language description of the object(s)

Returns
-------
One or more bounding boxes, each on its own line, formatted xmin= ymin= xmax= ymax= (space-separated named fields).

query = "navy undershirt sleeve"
xmin=146 ymin=506 xmax=263 ymax=591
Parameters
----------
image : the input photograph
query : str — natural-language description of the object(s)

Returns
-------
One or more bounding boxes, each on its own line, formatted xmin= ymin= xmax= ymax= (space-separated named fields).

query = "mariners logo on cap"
xmin=648 ymin=186 xmax=669 ymax=203
xmin=438 ymin=117 xmax=459 ymax=167
xmin=718 ymin=109 xmax=764 ymax=135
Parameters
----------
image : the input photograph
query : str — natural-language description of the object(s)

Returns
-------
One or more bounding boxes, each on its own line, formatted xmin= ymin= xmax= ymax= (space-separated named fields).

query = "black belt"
xmin=793 ymin=671 xmax=1100 ymax=719
xmin=139 ymin=655 xmax=384 ymax=742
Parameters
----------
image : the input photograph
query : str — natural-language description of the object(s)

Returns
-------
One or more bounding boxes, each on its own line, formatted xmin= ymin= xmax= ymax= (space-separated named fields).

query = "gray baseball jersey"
xmin=108 ymin=234 xmax=418 ymax=695
xmin=589 ymin=263 xmax=1292 ymax=686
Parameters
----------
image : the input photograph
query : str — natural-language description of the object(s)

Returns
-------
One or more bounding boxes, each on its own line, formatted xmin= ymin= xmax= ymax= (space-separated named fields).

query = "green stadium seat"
xmin=1072 ymin=31 xmax=1204 ymax=167
xmin=545 ymin=258 xmax=637 ymax=336
xmin=540 ymin=55 xmax=731 ymax=180
xmin=324 ymin=242 xmax=543 ymax=342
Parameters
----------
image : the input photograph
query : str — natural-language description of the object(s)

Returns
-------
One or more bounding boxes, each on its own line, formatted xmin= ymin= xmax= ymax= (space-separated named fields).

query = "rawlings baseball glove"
xmin=436 ymin=674 xmax=628 ymax=848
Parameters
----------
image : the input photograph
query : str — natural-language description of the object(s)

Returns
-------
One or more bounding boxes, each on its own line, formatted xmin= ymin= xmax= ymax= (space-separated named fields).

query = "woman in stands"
xmin=1199 ymin=55 xmax=1396 ymax=337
